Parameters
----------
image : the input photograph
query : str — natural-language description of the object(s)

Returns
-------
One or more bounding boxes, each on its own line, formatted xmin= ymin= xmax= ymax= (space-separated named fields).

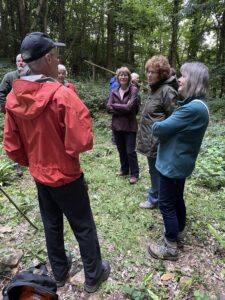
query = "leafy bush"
xmin=208 ymin=224 xmax=225 ymax=250
xmin=0 ymin=113 xmax=13 ymax=185
xmin=0 ymin=66 xmax=13 ymax=79
xmin=208 ymin=96 xmax=225 ymax=118
xmin=72 ymin=80 xmax=108 ymax=116
xmin=0 ymin=113 xmax=4 ymax=143
xmin=0 ymin=154 xmax=13 ymax=185
xmin=192 ymin=123 xmax=225 ymax=190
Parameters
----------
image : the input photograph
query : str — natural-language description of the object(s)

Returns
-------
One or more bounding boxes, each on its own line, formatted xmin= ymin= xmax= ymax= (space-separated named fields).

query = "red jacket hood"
xmin=6 ymin=79 xmax=62 ymax=120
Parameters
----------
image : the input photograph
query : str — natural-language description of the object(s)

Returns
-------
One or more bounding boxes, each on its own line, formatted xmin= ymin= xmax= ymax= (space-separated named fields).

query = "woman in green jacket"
xmin=136 ymin=55 xmax=178 ymax=209
xmin=148 ymin=61 xmax=209 ymax=261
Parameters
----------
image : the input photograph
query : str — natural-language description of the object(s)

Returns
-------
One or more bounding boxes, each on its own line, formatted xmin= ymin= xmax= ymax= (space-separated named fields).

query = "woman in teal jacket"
xmin=148 ymin=62 xmax=209 ymax=261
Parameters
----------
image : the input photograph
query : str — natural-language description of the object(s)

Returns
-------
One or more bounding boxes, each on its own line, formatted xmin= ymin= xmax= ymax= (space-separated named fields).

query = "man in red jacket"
xmin=3 ymin=32 xmax=110 ymax=293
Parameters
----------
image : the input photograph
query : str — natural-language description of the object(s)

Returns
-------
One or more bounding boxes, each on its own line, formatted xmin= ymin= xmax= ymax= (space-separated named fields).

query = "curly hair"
xmin=145 ymin=55 xmax=171 ymax=81
xmin=116 ymin=66 xmax=131 ymax=82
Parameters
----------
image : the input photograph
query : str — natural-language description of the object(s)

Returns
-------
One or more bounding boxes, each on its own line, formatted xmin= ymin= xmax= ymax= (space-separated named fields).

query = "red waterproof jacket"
xmin=4 ymin=79 xmax=93 ymax=187
xmin=66 ymin=82 xmax=78 ymax=95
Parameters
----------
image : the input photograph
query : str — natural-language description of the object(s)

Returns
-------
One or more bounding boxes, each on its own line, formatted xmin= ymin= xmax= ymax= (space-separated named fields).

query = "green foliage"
xmin=0 ymin=113 xmax=4 ymax=136
xmin=208 ymin=224 xmax=225 ymax=250
xmin=0 ymin=66 xmax=13 ymax=80
xmin=0 ymin=161 xmax=12 ymax=185
xmin=208 ymin=97 xmax=225 ymax=118
xmin=122 ymin=286 xmax=152 ymax=300
xmin=0 ymin=148 xmax=12 ymax=185
xmin=122 ymin=272 xmax=159 ymax=300
xmin=192 ymin=122 xmax=225 ymax=190
xmin=73 ymin=81 xmax=108 ymax=116
xmin=0 ymin=113 xmax=13 ymax=184
xmin=0 ymin=111 xmax=225 ymax=298
xmin=193 ymin=290 xmax=213 ymax=300
xmin=15 ymin=190 xmax=35 ymax=214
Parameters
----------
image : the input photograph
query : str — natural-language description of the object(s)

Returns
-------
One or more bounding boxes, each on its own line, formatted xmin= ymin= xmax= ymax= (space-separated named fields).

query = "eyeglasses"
xmin=118 ymin=74 xmax=129 ymax=78
xmin=147 ymin=70 xmax=158 ymax=75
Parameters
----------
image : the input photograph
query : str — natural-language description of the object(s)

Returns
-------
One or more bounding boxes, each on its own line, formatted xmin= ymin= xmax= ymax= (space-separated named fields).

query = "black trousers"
xmin=36 ymin=175 xmax=103 ymax=285
xmin=113 ymin=130 xmax=139 ymax=177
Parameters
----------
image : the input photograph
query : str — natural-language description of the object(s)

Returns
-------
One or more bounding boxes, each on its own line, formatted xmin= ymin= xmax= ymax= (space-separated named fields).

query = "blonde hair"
xmin=116 ymin=67 xmax=131 ymax=82
xmin=145 ymin=55 xmax=171 ymax=81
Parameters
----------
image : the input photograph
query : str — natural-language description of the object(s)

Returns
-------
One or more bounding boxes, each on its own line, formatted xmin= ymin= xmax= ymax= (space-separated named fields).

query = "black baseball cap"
xmin=21 ymin=32 xmax=65 ymax=63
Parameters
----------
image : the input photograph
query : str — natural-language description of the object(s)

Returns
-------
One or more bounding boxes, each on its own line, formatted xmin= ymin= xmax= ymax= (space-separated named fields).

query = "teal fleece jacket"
xmin=152 ymin=97 xmax=209 ymax=178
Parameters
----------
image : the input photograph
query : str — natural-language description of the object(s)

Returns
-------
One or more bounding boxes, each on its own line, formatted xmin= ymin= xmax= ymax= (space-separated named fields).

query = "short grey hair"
xmin=16 ymin=54 xmax=22 ymax=62
xmin=180 ymin=61 xmax=209 ymax=98
xmin=131 ymin=72 xmax=139 ymax=80
xmin=27 ymin=56 xmax=43 ymax=73
xmin=27 ymin=48 xmax=55 ymax=74
xmin=58 ymin=64 xmax=67 ymax=75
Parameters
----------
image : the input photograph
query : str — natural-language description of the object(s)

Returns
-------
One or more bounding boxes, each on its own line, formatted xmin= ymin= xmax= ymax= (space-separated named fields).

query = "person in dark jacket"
xmin=136 ymin=55 xmax=178 ymax=209
xmin=148 ymin=61 xmax=209 ymax=261
xmin=0 ymin=54 xmax=27 ymax=113
xmin=0 ymin=54 xmax=29 ymax=177
xmin=107 ymin=66 xmax=139 ymax=184
xmin=4 ymin=32 xmax=110 ymax=292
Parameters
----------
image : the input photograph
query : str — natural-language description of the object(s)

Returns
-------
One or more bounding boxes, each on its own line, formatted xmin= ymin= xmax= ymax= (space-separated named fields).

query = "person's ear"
xmin=45 ymin=53 xmax=52 ymax=64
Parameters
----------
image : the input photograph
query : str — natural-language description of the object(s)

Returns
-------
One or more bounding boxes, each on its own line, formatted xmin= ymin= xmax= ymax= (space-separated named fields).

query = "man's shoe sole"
xmin=84 ymin=260 xmax=110 ymax=293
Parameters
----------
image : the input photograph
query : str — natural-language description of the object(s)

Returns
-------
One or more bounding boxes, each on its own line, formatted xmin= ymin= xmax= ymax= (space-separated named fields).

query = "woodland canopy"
xmin=0 ymin=0 xmax=225 ymax=97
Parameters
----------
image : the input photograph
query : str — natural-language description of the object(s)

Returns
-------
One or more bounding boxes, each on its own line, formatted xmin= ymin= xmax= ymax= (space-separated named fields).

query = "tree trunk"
xmin=106 ymin=3 xmax=115 ymax=70
xmin=93 ymin=2 xmax=104 ymax=65
xmin=129 ymin=31 xmax=135 ymax=66
xmin=218 ymin=11 xmax=225 ymax=97
xmin=0 ymin=0 xmax=8 ymax=57
xmin=124 ymin=30 xmax=129 ymax=64
xmin=17 ymin=0 xmax=26 ymax=38
xmin=58 ymin=0 xmax=65 ymax=42
xmin=31 ymin=0 xmax=48 ymax=32
xmin=6 ymin=0 xmax=17 ymax=59
xmin=168 ymin=0 xmax=180 ymax=69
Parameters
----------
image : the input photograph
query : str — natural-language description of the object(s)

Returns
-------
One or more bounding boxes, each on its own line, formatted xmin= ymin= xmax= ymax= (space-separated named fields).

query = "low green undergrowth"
xmin=0 ymin=149 xmax=13 ymax=185
xmin=0 ymin=113 xmax=225 ymax=299
xmin=192 ymin=121 xmax=225 ymax=190
xmin=72 ymin=80 xmax=108 ymax=116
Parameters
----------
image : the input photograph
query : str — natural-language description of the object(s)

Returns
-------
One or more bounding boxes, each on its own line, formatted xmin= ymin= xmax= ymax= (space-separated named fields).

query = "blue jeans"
xmin=114 ymin=130 xmax=139 ymax=177
xmin=158 ymin=173 xmax=186 ymax=242
xmin=147 ymin=157 xmax=159 ymax=204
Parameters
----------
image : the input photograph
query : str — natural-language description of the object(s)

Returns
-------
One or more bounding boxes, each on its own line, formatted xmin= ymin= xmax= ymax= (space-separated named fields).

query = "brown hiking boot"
xmin=177 ymin=230 xmax=186 ymax=249
xmin=148 ymin=237 xmax=178 ymax=261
